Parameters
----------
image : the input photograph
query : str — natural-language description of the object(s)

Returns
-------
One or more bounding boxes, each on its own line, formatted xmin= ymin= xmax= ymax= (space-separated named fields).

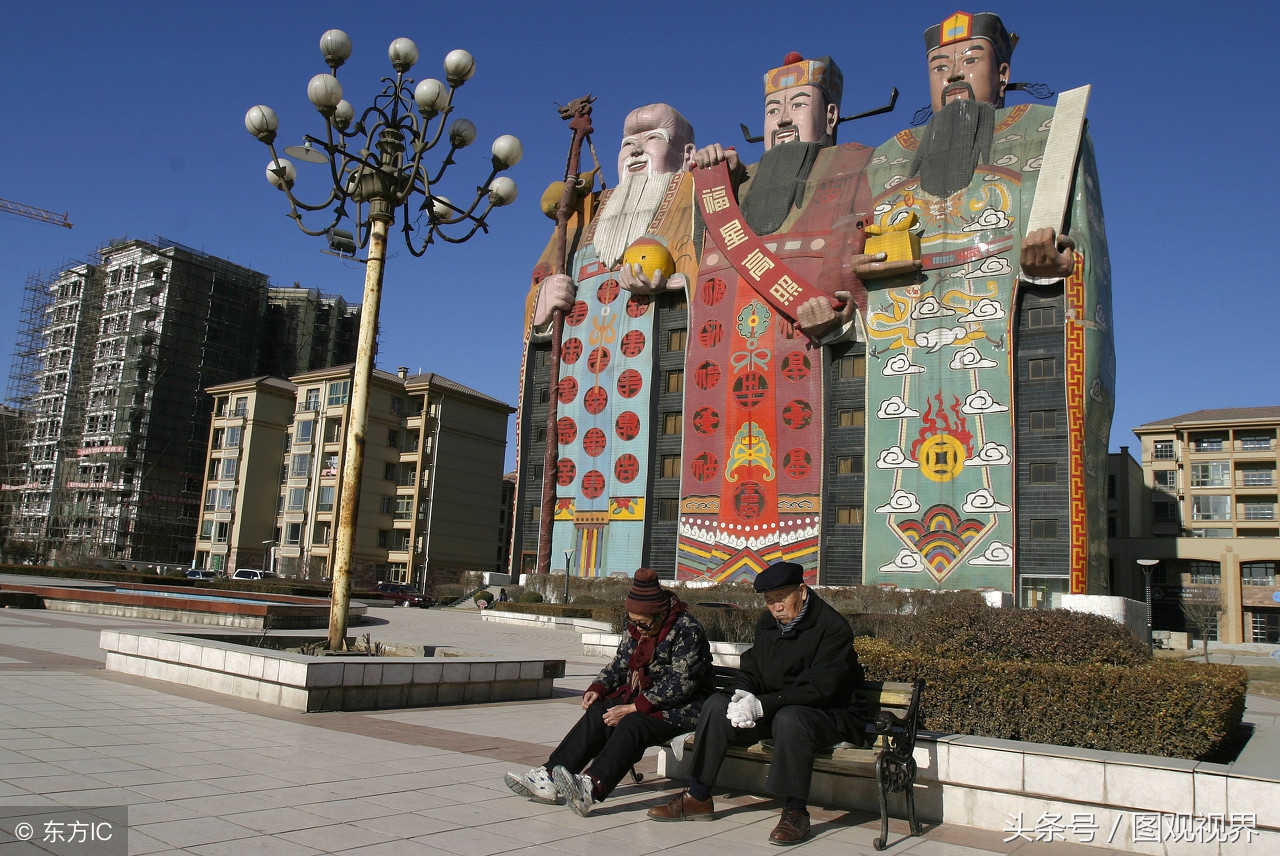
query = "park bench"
xmin=639 ymin=664 xmax=925 ymax=851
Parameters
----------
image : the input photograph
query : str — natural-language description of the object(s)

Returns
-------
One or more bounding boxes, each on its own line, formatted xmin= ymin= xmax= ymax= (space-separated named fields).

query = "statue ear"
xmin=825 ymin=101 xmax=839 ymax=135
xmin=997 ymin=62 xmax=1011 ymax=101
xmin=683 ymin=142 xmax=697 ymax=172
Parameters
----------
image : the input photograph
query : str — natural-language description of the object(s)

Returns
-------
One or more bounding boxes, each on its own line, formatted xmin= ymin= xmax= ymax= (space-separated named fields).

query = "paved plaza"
xmin=1 ymin=588 xmax=1275 ymax=855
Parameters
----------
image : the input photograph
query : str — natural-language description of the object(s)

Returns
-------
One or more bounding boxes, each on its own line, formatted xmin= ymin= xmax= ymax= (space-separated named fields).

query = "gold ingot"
xmin=621 ymin=237 xmax=675 ymax=280
xmin=865 ymin=212 xmax=921 ymax=264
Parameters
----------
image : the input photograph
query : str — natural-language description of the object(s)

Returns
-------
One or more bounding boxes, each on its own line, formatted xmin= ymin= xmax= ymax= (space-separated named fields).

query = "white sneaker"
xmin=552 ymin=764 xmax=595 ymax=817
xmin=504 ymin=766 xmax=558 ymax=803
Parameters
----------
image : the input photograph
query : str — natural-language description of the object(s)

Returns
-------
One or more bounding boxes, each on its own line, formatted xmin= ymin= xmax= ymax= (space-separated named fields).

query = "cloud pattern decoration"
xmin=962 ymin=488 xmax=1011 ymax=514
xmin=956 ymin=298 xmax=1006 ymax=324
xmin=875 ymin=490 xmax=921 ymax=514
xmin=882 ymin=353 xmax=926 ymax=376
xmin=962 ymin=389 xmax=1008 ymax=414
xmin=967 ymin=441 xmax=1011 ymax=466
xmin=877 ymin=396 xmax=920 ymax=419
xmin=879 ymin=549 xmax=926 ymax=574
xmin=969 ymin=540 xmax=1013 ymax=566
xmin=962 ymin=256 xmax=1014 ymax=278
xmin=876 ymin=446 xmax=918 ymax=469
xmin=949 ymin=346 xmax=999 ymax=371
xmin=911 ymin=294 xmax=956 ymax=319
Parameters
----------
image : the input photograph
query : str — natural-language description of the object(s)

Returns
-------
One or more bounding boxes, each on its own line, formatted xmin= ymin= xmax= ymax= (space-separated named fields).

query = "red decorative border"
xmin=1065 ymin=252 xmax=1088 ymax=593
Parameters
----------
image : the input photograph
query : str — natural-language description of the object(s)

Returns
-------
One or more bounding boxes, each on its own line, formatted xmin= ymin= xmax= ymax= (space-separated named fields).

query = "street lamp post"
xmin=563 ymin=549 xmax=575 ymax=605
xmin=1137 ymin=559 xmax=1159 ymax=653
xmin=245 ymin=30 xmax=521 ymax=651
xmin=262 ymin=539 xmax=277 ymax=576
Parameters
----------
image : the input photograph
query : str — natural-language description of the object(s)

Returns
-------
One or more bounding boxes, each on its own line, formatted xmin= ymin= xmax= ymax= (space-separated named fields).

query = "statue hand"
xmin=533 ymin=273 xmax=575 ymax=327
xmin=618 ymin=262 xmax=668 ymax=295
xmin=1020 ymin=227 xmax=1076 ymax=279
xmin=849 ymin=252 xmax=922 ymax=280
xmin=692 ymin=143 xmax=740 ymax=173
xmin=796 ymin=290 xmax=855 ymax=342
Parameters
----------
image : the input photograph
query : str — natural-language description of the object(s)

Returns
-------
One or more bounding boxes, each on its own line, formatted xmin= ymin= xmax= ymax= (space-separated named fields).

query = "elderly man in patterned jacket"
xmin=504 ymin=568 xmax=715 ymax=816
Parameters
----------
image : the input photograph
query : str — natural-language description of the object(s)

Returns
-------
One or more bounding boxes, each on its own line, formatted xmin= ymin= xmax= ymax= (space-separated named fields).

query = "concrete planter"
xmin=100 ymin=629 xmax=565 ymax=712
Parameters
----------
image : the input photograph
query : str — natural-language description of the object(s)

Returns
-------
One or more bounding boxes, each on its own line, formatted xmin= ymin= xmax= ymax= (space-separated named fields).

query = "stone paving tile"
xmin=410 ymin=825 xmax=529 ymax=856
xmin=218 ymin=807 xmax=338 ymax=835
xmin=276 ymin=822 xmax=397 ymax=853
xmin=186 ymin=837 xmax=326 ymax=856
xmin=135 ymin=816 xmax=259 ymax=848
xmin=326 ymin=839 xmax=440 ymax=856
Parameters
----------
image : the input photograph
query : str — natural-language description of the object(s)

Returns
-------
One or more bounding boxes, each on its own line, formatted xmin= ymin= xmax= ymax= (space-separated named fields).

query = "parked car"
xmin=186 ymin=569 xmax=219 ymax=580
xmin=369 ymin=583 xmax=434 ymax=608
xmin=232 ymin=569 xmax=278 ymax=581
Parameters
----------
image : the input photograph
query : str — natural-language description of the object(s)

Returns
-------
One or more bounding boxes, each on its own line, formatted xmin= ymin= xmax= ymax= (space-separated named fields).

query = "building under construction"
xmin=1 ymin=236 xmax=360 ymax=566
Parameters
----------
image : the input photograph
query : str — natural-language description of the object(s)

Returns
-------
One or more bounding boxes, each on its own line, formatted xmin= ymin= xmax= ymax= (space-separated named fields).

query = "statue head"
xmin=616 ymin=103 xmax=695 ymax=180
xmin=924 ymin=11 xmax=1017 ymax=111
xmin=761 ymin=53 xmax=842 ymax=150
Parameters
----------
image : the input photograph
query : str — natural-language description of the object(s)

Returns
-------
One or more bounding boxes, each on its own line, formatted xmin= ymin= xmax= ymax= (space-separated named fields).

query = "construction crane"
xmin=0 ymin=197 xmax=72 ymax=228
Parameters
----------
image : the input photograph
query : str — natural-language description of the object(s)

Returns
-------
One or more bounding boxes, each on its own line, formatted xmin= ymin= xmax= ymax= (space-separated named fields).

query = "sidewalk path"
xmin=0 ymin=597 xmax=1235 ymax=855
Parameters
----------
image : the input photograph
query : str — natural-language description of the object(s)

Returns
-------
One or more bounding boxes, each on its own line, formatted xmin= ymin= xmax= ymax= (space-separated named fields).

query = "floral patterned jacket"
xmin=586 ymin=601 xmax=715 ymax=731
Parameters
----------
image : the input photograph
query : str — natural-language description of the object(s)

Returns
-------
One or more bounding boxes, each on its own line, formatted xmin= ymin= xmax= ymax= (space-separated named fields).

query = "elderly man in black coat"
xmin=647 ymin=561 xmax=867 ymax=845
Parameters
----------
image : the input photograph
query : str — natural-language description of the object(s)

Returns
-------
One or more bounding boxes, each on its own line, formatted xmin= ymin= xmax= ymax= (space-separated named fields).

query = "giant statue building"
xmin=510 ymin=10 xmax=1113 ymax=605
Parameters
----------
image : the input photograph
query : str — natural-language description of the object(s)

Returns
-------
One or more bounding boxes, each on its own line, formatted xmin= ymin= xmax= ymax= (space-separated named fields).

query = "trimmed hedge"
xmin=491 ymin=600 xmax=626 ymax=629
xmin=855 ymin=637 xmax=1247 ymax=760
xmin=517 ymin=591 xmax=544 ymax=603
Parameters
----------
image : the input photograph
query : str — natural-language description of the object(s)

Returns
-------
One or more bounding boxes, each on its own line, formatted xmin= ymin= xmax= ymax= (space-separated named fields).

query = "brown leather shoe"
xmin=647 ymin=791 xmax=715 ymax=822
xmin=768 ymin=808 xmax=811 ymax=845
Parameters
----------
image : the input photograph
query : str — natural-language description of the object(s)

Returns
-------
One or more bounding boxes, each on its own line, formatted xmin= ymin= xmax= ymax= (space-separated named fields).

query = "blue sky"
xmin=2 ymin=1 xmax=1276 ymax=470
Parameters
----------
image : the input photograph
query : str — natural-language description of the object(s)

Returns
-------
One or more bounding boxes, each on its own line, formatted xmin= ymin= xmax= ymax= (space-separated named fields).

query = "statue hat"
xmin=925 ymin=11 xmax=1018 ymax=66
xmin=764 ymin=52 xmax=843 ymax=111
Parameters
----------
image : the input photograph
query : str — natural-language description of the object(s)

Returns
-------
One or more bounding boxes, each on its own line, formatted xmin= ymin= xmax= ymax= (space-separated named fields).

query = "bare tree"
xmin=1181 ymin=585 xmax=1224 ymax=663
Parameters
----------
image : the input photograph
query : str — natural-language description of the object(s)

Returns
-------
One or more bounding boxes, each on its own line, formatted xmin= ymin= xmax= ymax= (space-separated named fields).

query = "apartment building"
xmin=194 ymin=366 xmax=513 ymax=590
xmin=1109 ymin=407 xmax=1280 ymax=643
xmin=1 ymin=237 xmax=360 ymax=566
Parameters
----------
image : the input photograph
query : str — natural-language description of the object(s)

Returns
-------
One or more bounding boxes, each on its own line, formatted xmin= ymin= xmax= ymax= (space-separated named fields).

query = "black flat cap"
xmin=754 ymin=561 xmax=805 ymax=593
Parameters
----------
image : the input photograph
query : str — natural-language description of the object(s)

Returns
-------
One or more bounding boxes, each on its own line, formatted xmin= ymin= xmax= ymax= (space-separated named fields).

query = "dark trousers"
xmin=687 ymin=692 xmax=846 ymax=801
xmin=546 ymin=697 xmax=684 ymax=799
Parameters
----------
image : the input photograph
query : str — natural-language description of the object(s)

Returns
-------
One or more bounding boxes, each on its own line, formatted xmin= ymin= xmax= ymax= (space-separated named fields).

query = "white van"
xmin=232 ymin=569 xmax=277 ymax=580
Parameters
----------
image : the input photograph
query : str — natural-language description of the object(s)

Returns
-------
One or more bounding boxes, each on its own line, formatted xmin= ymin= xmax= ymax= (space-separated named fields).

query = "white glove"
xmin=726 ymin=690 xmax=763 ymax=728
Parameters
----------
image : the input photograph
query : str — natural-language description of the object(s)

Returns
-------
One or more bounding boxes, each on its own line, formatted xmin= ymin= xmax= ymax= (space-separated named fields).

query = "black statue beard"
xmin=910 ymin=97 xmax=997 ymax=198
xmin=739 ymin=137 xmax=829 ymax=236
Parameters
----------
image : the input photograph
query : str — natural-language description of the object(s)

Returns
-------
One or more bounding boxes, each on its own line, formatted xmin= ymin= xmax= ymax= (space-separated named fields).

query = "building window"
xmin=1241 ymin=435 xmax=1274 ymax=450
xmin=1027 ymin=306 xmax=1057 ymax=328
xmin=380 ymin=496 xmax=394 ymax=515
xmin=662 ymin=455 xmax=681 ymax=478
xmin=1028 ymin=358 xmax=1056 ymax=379
xmin=836 ymin=456 xmax=863 ymax=475
xmin=836 ymin=355 xmax=866 ymax=379
xmin=668 ymin=329 xmax=687 ymax=352
xmin=377 ymin=530 xmax=390 ymax=548
xmin=232 ymin=396 xmax=248 ymax=417
xmin=295 ymin=420 xmax=314 ymax=443
xmin=1030 ymin=410 xmax=1057 ymax=431
xmin=303 ymin=388 xmax=321 ymax=410
xmin=530 ymin=463 xmax=543 ymax=481
xmin=1191 ymin=461 xmax=1230 ymax=488
xmin=214 ymin=521 xmax=230 ymax=543
xmin=1030 ymin=463 xmax=1058 ymax=484
xmin=290 ymin=453 xmax=312 ymax=478
xmin=1243 ymin=502 xmax=1276 ymax=521
xmin=199 ymin=520 xmax=213 ymax=541
xmin=657 ymin=498 xmax=679 ymax=521
xmin=663 ymin=413 xmax=683 ymax=435
xmin=526 ymin=503 xmax=540 ymax=522
xmin=1242 ymin=469 xmax=1275 ymax=486
xmin=666 ymin=371 xmax=684 ymax=394
xmin=387 ymin=428 xmax=399 ymax=448
xmin=383 ymin=463 xmax=396 ymax=481
xmin=835 ymin=506 xmax=863 ymax=524
xmin=327 ymin=380 xmax=350 ymax=406
xmin=1153 ymin=440 xmax=1175 ymax=460
xmin=1189 ymin=528 xmax=1233 ymax=538
xmin=287 ymin=488 xmax=306 ymax=511
xmin=312 ymin=522 xmax=331 ymax=545
xmin=1188 ymin=561 xmax=1221 ymax=584
xmin=837 ymin=408 xmax=865 ymax=428
xmin=317 ymin=485 xmax=335 ymax=512
xmin=1153 ymin=470 xmax=1178 ymax=489
xmin=1107 ymin=475 xmax=1117 ymax=499
xmin=221 ymin=458 xmax=239 ymax=480
xmin=224 ymin=426 xmax=242 ymax=449
xmin=1030 ymin=519 xmax=1058 ymax=539
xmin=390 ymin=396 xmax=404 ymax=416
xmin=1242 ymin=561 xmax=1276 ymax=587
xmin=1191 ymin=495 xmax=1231 ymax=521
xmin=324 ymin=419 xmax=343 ymax=444
xmin=539 ymin=387 xmax=550 ymax=404
xmin=395 ymin=496 xmax=413 ymax=520
xmin=1107 ymin=516 xmax=1117 ymax=537
xmin=284 ymin=522 xmax=302 ymax=546
xmin=1192 ymin=437 xmax=1224 ymax=452
xmin=535 ymin=426 xmax=547 ymax=442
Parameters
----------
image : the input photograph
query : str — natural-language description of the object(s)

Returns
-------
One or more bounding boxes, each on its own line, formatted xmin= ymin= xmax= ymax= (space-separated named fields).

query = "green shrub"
xmin=572 ymin=595 xmax=604 ymax=605
xmin=474 ymin=590 xmax=494 ymax=606
xmin=517 ymin=591 xmax=544 ymax=603
xmin=855 ymin=637 xmax=1246 ymax=759
xmin=433 ymin=583 xmax=465 ymax=601
xmin=688 ymin=604 xmax=761 ymax=644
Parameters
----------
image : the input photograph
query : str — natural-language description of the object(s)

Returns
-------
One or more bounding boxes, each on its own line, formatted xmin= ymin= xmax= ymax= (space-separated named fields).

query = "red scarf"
xmin=614 ymin=598 xmax=686 ymax=702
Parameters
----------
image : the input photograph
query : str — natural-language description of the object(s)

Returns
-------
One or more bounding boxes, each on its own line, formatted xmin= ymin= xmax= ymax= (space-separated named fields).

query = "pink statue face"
xmin=763 ymin=84 xmax=838 ymax=151
xmin=617 ymin=104 xmax=695 ymax=178
xmin=927 ymin=37 xmax=1009 ymax=111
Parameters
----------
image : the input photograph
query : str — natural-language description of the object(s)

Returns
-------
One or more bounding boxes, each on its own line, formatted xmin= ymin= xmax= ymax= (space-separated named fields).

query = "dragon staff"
xmin=537 ymin=94 xmax=595 ymax=576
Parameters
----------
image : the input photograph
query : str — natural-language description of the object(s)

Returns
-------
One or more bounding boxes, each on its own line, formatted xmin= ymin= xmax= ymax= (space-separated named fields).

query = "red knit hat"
xmin=625 ymin=567 xmax=671 ymax=614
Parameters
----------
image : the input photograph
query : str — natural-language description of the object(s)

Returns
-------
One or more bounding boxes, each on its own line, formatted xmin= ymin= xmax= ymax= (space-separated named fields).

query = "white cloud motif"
xmin=1026 ymin=155 xmax=1043 ymax=171
xmin=875 ymin=490 xmax=921 ymax=514
xmin=1090 ymin=378 xmax=1108 ymax=403
xmin=871 ymin=156 xmax=887 ymax=165
xmin=962 ymin=389 xmax=1009 ymax=414
xmin=970 ymin=540 xmax=1013 ymax=566
xmin=876 ymin=446 xmax=918 ymax=469
xmin=1095 ymin=303 xmax=1108 ymax=328
xmin=995 ymin=133 xmax=1022 ymax=144
xmin=883 ymin=176 xmax=909 ymax=190
xmin=963 ymin=256 xmax=1013 ymax=278
xmin=957 ymin=298 xmax=1007 ymax=324
xmin=877 ymin=396 xmax=920 ymax=419
xmin=882 ymin=353 xmax=925 ymax=376
xmin=873 ymin=201 xmax=893 ymax=217
xmin=1038 ymin=118 xmax=1053 ymax=132
xmin=995 ymin=154 xmax=1019 ymax=167
xmin=914 ymin=326 xmax=969 ymax=352
xmin=911 ymin=294 xmax=956 ymax=319
xmin=949 ymin=346 xmax=999 ymax=371
xmin=969 ymin=442 xmax=1011 ymax=466
xmin=963 ymin=488 xmax=1011 ymax=514
xmin=963 ymin=208 xmax=1012 ymax=232
xmin=880 ymin=549 xmax=926 ymax=574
